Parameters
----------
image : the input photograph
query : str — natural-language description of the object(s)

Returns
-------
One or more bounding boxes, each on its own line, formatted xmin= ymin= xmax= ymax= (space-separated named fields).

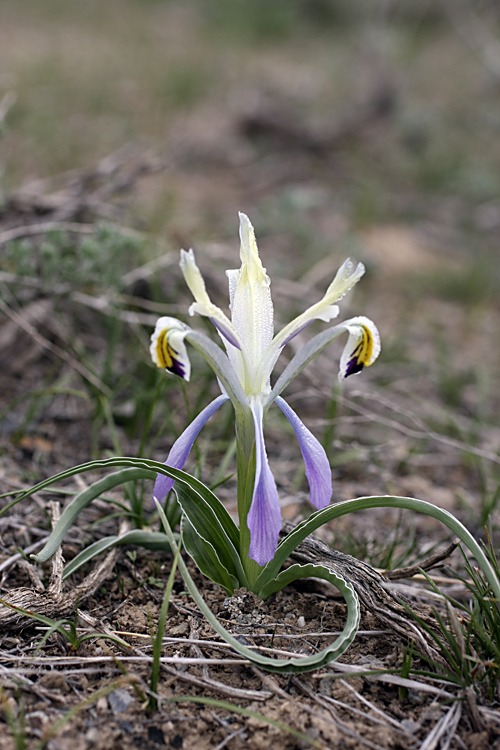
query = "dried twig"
xmin=0 ymin=297 xmax=112 ymax=395
xmin=384 ymin=539 xmax=460 ymax=580
xmin=419 ymin=700 xmax=462 ymax=750
xmin=159 ymin=661 xmax=272 ymax=703
xmin=240 ymin=83 xmax=395 ymax=155
xmin=0 ymin=221 xmax=95 ymax=246
xmin=292 ymin=676 xmax=388 ymax=750
xmin=1 ymin=147 xmax=168 ymax=225
xmin=0 ymin=520 xmax=125 ymax=630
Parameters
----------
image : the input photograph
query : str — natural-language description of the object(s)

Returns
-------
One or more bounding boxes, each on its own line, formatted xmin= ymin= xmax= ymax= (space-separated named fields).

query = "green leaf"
xmin=182 ymin=515 xmax=238 ymax=595
xmin=174 ymin=475 xmax=239 ymax=549
xmin=19 ymin=457 xmax=238 ymax=570
xmin=254 ymin=495 xmax=500 ymax=605
xmin=63 ymin=530 xmax=172 ymax=579
xmin=175 ymin=483 xmax=247 ymax=588
xmin=149 ymin=528 xmax=182 ymax=711
xmin=156 ymin=501 xmax=360 ymax=673
xmin=32 ymin=468 xmax=155 ymax=563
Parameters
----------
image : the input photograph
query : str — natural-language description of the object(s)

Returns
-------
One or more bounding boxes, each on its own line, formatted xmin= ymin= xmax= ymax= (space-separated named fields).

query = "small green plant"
xmin=406 ymin=536 xmax=500 ymax=700
xmin=0 ymin=598 xmax=130 ymax=654
xmin=6 ymin=214 xmax=500 ymax=678
xmin=4 ymin=223 xmax=143 ymax=293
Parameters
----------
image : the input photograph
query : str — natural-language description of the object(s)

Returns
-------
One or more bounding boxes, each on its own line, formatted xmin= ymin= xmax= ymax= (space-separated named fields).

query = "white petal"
xmin=230 ymin=213 xmax=274 ymax=378
xmin=180 ymin=249 xmax=243 ymax=352
xmin=338 ymin=316 xmax=381 ymax=380
xmin=257 ymin=258 xmax=365 ymax=386
xmin=150 ymin=317 xmax=191 ymax=381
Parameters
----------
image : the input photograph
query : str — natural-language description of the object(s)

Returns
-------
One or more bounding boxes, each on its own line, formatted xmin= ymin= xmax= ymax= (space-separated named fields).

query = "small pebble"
xmin=108 ymin=688 xmax=134 ymax=715
xmin=96 ymin=696 xmax=108 ymax=714
xmin=297 ymin=616 xmax=306 ymax=628
xmin=169 ymin=622 xmax=189 ymax=636
xmin=318 ymin=678 xmax=332 ymax=697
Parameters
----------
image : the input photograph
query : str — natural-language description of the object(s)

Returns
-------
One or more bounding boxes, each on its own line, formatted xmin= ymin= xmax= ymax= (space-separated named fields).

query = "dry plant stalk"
xmin=282 ymin=522 xmax=452 ymax=662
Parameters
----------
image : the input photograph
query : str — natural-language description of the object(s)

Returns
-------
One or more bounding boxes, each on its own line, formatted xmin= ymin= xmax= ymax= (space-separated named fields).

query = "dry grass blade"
xmin=338 ymin=678 xmax=412 ymax=734
xmin=316 ymin=665 xmax=457 ymax=699
xmin=159 ymin=662 xmax=272 ymax=702
xmin=0 ymin=297 xmax=112 ymax=396
xmin=418 ymin=700 xmax=462 ymax=750
xmin=292 ymin=676 xmax=389 ymax=750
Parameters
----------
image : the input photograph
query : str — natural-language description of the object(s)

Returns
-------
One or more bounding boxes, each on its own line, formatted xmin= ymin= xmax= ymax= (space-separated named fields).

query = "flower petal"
xmin=227 ymin=213 xmax=274 ymax=371
xmin=266 ymin=316 xmax=381 ymax=405
xmin=247 ymin=399 xmax=282 ymax=565
xmin=180 ymin=248 xmax=243 ymax=351
xmin=338 ymin=316 xmax=381 ymax=380
xmin=258 ymin=258 xmax=365 ymax=387
xmin=275 ymin=397 xmax=332 ymax=510
xmin=153 ymin=394 xmax=229 ymax=503
xmin=150 ymin=317 xmax=191 ymax=380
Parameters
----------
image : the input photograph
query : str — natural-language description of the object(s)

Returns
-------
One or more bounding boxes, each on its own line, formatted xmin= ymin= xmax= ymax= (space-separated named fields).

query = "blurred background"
xmin=1 ymin=0 xmax=500 ymax=553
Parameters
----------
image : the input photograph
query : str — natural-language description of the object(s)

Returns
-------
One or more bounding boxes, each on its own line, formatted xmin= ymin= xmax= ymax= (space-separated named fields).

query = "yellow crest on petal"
xmin=339 ymin=316 xmax=381 ymax=379
xmin=150 ymin=317 xmax=191 ymax=381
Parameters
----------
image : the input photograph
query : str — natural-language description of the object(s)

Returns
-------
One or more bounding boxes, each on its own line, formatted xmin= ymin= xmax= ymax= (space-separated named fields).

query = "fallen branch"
xmin=281 ymin=522 xmax=451 ymax=663
xmin=0 ymin=505 xmax=125 ymax=630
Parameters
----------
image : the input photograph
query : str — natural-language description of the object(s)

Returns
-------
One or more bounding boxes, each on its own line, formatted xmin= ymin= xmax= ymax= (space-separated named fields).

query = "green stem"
xmin=235 ymin=413 xmax=262 ymax=588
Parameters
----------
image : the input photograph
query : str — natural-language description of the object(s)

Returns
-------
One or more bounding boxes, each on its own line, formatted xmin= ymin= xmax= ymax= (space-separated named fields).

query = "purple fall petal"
xmin=247 ymin=401 xmax=282 ymax=566
xmin=275 ymin=396 xmax=332 ymax=510
xmin=153 ymin=394 xmax=229 ymax=503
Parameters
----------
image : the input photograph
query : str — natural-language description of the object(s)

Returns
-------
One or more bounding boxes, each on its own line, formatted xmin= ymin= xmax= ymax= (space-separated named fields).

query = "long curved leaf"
xmin=157 ymin=501 xmax=360 ymax=673
xmin=182 ymin=515 xmax=238 ymax=594
xmin=20 ymin=457 xmax=237 ymax=565
xmin=5 ymin=457 xmax=240 ymax=552
xmin=254 ymin=495 xmax=500 ymax=603
xmin=63 ymin=530 xmax=173 ymax=579
xmin=175 ymin=484 xmax=247 ymax=587
xmin=173 ymin=475 xmax=239 ymax=550
xmin=32 ymin=469 xmax=155 ymax=563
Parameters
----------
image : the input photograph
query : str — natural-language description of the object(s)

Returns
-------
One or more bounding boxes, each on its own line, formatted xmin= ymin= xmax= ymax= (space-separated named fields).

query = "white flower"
xmin=151 ymin=213 xmax=380 ymax=564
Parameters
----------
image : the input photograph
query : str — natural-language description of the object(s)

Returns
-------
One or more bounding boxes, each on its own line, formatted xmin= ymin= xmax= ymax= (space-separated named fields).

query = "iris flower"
xmin=150 ymin=213 xmax=380 ymax=566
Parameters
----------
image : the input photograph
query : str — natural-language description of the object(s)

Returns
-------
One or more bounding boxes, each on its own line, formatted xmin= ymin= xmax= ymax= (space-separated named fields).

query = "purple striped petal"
xmin=247 ymin=400 xmax=282 ymax=565
xmin=153 ymin=394 xmax=229 ymax=503
xmin=275 ymin=397 xmax=332 ymax=510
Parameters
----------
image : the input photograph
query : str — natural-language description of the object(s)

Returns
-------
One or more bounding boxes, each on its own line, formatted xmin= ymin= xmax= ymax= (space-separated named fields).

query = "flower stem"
xmin=236 ymin=418 xmax=262 ymax=588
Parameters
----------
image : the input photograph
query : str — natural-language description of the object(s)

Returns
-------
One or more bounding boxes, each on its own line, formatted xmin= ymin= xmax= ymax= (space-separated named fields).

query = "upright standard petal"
xmin=246 ymin=399 xmax=282 ymax=566
xmin=275 ymin=397 xmax=332 ymax=510
xmin=150 ymin=317 xmax=191 ymax=380
xmin=338 ymin=316 xmax=381 ymax=380
xmin=153 ymin=394 xmax=229 ymax=503
xmin=227 ymin=213 xmax=274 ymax=392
